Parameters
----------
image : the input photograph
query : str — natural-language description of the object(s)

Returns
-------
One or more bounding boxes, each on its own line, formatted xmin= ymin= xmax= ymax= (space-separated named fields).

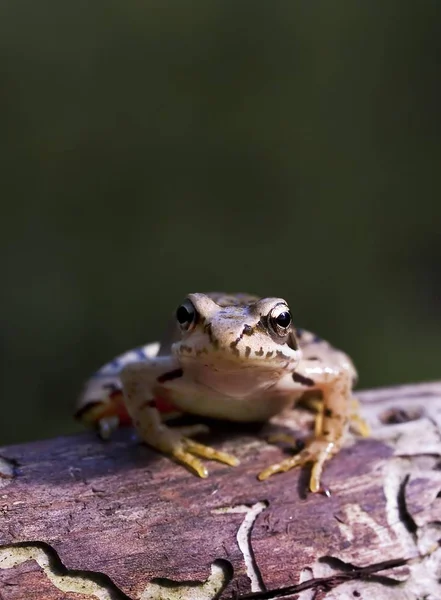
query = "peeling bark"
xmin=1 ymin=381 xmax=441 ymax=599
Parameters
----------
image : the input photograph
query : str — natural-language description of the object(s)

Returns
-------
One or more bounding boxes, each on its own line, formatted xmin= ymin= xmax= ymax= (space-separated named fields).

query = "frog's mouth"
xmin=173 ymin=341 xmax=299 ymax=371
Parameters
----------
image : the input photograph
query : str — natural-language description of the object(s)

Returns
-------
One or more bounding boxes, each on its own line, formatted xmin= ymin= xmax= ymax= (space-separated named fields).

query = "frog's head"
xmin=172 ymin=293 xmax=300 ymax=374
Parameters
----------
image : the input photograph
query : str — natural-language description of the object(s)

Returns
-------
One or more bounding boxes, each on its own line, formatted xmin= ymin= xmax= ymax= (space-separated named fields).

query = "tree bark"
xmin=1 ymin=381 xmax=441 ymax=600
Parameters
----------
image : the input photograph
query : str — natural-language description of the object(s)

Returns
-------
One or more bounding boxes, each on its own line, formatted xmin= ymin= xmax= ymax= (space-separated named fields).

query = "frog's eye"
xmin=268 ymin=304 xmax=292 ymax=337
xmin=176 ymin=299 xmax=196 ymax=331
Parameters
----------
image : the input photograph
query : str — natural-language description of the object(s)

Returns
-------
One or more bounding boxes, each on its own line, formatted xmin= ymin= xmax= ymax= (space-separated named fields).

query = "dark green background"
xmin=1 ymin=2 xmax=440 ymax=445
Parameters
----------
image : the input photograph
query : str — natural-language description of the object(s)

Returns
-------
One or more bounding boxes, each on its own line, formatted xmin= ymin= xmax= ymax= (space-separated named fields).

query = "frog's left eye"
xmin=268 ymin=304 xmax=292 ymax=337
xmin=176 ymin=299 xmax=196 ymax=331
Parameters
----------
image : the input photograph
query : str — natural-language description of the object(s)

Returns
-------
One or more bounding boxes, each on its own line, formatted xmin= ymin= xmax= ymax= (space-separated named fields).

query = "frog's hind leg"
xmin=120 ymin=361 xmax=239 ymax=478
xmin=76 ymin=343 xmax=162 ymax=439
xmin=75 ymin=386 xmax=131 ymax=439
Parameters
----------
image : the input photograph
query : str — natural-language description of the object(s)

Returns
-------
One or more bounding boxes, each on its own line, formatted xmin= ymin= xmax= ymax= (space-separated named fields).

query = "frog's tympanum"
xmin=76 ymin=293 xmax=368 ymax=493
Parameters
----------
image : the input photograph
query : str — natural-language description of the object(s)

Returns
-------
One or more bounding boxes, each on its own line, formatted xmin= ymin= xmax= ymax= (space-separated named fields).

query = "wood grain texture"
xmin=1 ymin=381 xmax=441 ymax=599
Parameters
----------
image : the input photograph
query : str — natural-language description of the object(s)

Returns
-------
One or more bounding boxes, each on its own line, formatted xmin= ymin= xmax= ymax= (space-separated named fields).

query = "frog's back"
xmin=294 ymin=327 xmax=358 ymax=384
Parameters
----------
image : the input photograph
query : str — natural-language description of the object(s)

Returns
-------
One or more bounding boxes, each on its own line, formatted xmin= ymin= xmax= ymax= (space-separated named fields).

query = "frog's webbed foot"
xmin=157 ymin=424 xmax=240 ymax=478
xmin=258 ymin=438 xmax=337 ymax=493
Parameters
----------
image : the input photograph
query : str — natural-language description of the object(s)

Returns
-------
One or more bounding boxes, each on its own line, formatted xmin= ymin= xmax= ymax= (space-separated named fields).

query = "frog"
xmin=76 ymin=292 xmax=369 ymax=493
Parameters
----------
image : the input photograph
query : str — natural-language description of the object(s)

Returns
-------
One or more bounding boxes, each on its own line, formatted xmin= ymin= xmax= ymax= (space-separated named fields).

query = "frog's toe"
xmin=258 ymin=455 xmax=305 ymax=481
xmin=183 ymin=438 xmax=240 ymax=468
xmin=172 ymin=447 xmax=209 ymax=478
xmin=155 ymin=424 xmax=239 ymax=477
xmin=169 ymin=436 xmax=239 ymax=477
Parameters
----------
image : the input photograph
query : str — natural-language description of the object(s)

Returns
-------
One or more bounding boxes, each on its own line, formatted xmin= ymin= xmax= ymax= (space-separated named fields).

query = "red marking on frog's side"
xmin=109 ymin=389 xmax=177 ymax=424
xmin=78 ymin=387 xmax=179 ymax=429
xmin=154 ymin=396 xmax=178 ymax=414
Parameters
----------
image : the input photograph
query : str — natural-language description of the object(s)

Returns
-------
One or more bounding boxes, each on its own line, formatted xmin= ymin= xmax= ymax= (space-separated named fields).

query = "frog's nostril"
xmin=243 ymin=324 xmax=253 ymax=336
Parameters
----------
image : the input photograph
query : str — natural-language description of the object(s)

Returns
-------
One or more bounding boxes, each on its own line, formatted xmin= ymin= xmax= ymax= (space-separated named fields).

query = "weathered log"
xmin=1 ymin=381 xmax=441 ymax=599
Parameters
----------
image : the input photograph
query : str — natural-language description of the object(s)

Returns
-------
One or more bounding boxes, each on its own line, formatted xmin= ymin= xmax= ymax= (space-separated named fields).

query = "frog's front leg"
xmin=258 ymin=365 xmax=356 ymax=493
xmin=120 ymin=360 xmax=239 ymax=478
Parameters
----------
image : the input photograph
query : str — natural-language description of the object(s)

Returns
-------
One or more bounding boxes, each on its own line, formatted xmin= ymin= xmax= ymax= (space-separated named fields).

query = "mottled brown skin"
xmin=78 ymin=293 xmax=369 ymax=492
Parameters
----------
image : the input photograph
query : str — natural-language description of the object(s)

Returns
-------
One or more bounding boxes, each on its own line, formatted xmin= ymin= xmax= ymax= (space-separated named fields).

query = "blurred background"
xmin=1 ymin=2 xmax=440 ymax=446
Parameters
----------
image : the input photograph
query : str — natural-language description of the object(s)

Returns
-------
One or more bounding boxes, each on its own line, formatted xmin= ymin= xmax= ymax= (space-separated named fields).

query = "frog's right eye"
xmin=176 ymin=299 xmax=196 ymax=331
